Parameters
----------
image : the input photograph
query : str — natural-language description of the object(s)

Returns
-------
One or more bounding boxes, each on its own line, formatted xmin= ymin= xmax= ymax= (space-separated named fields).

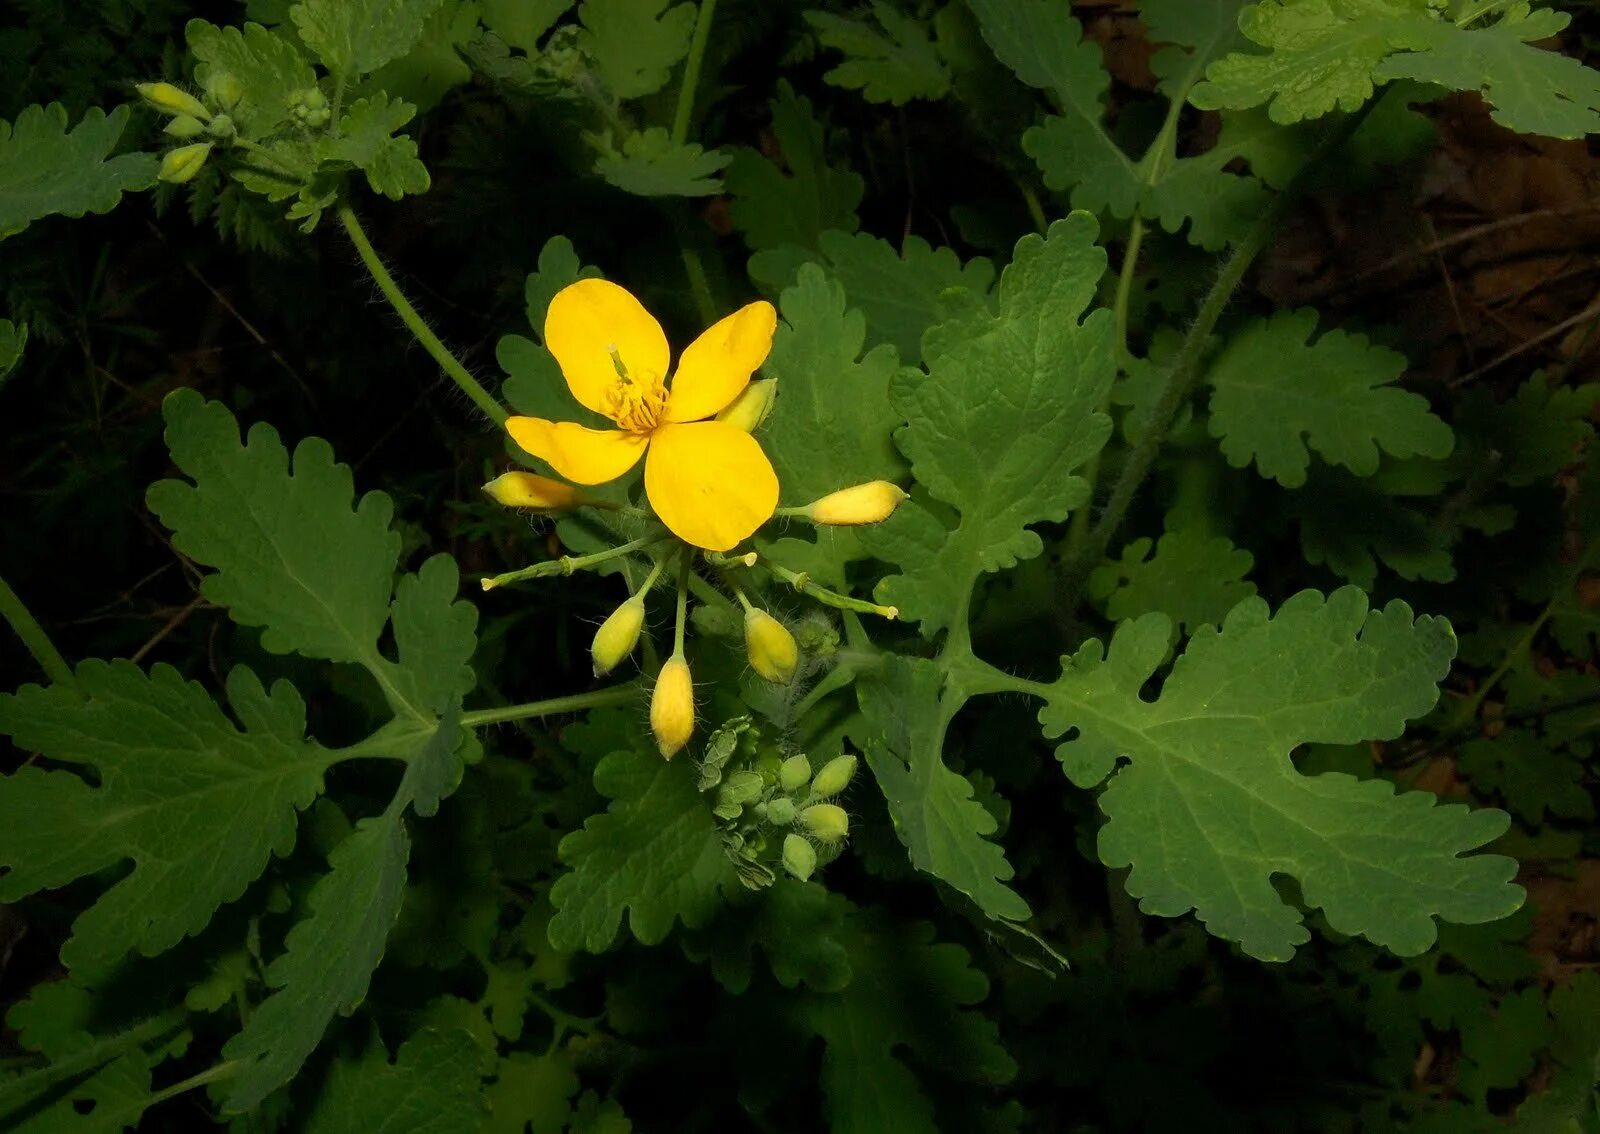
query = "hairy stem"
xmin=336 ymin=205 xmax=508 ymax=426
xmin=460 ymin=685 xmax=642 ymax=728
xmin=671 ymin=0 xmax=719 ymax=147
xmin=481 ymin=534 xmax=670 ymax=589
xmin=0 ymin=573 xmax=78 ymax=693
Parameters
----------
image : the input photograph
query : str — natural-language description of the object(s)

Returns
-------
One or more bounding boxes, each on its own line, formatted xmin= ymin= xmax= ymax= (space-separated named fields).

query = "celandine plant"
xmin=0 ymin=0 xmax=1598 ymax=1130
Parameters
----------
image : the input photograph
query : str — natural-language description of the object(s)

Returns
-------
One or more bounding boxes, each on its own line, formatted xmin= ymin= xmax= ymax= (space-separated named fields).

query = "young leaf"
xmin=855 ymin=657 xmax=1031 ymax=923
xmin=725 ymin=82 xmax=863 ymax=253
xmin=588 ymin=127 xmax=729 ymax=197
xmin=299 ymin=1028 xmax=487 ymax=1133
xmin=290 ymin=0 xmax=445 ymax=78
xmin=0 ymin=662 xmax=331 ymax=979
xmin=547 ymin=740 xmax=736 ymax=952
xmin=1191 ymin=0 xmax=1600 ymax=139
xmin=1205 ymin=309 xmax=1453 ymax=487
xmin=1089 ymin=528 xmax=1256 ymax=633
xmin=1038 ymin=587 xmax=1521 ymax=961
xmin=0 ymin=104 xmax=156 ymax=239
xmin=186 ymin=20 xmax=317 ymax=140
xmin=576 ymin=0 xmax=695 ymax=100
xmin=866 ymin=214 xmax=1114 ymax=637
xmin=805 ymin=3 xmax=952 ymax=106
xmin=319 ymin=94 xmax=430 ymax=200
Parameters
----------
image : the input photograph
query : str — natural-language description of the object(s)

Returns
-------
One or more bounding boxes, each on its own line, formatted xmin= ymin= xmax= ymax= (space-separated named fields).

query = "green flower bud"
xmin=800 ymin=803 xmax=849 ymax=843
xmin=754 ymin=751 xmax=783 ymax=786
xmin=590 ymin=597 xmax=645 ymax=677
xmin=810 ymin=754 xmax=858 ymax=798
xmin=205 ymin=113 xmax=236 ymax=139
xmin=163 ymin=115 xmax=206 ymax=139
xmin=715 ymin=379 xmax=777 ymax=432
xmin=136 ymin=82 xmax=210 ymax=120
xmin=717 ymin=770 xmax=764 ymax=811
xmin=158 ymin=142 xmax=212 ymax=184
xmin=766 ymin=797 xmax=797 ymax=826
xmin=744 ymin=608 xmax=798 ymax=684
xmin=778 ymin=754 xmax=811 ymax=794
xmin=206 ymin=72 xmax=243 ymax=110
xmin=782 ymin=833 xmax=817 ymax=881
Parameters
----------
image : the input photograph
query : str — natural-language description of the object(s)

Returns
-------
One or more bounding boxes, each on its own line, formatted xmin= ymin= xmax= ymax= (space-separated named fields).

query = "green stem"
xmin=336 ymin=205 xmax=508 ymax=426
xmin=1057 ymin=101 xmax=1378 ymax=608
xmin=1021 ymin=183 xmax=1048 ymax=234
xmin=671 ymin=0 xmax=719 ymax=147
xmin=106 ymin=1061 xmax=242 ymax=1127
xmin=460 ymin=685 xmax=642 ymax=728
xmin=766 ymin=560 xmax=899 ymax=620
xmin=526 ymin=991 xmax=600 ymax=1037
xmin=1111 ymin=218 xmax=1147 ymax=363
xmin=0 ymin=573 xmax=78 ymax=693
xmin=0 ymin=1009 xmax=187 ymax=1122
xmin=481 ymin=534 xmax=670 ymax=589
xmin=672 ymin=552 xmax=690 ymax=656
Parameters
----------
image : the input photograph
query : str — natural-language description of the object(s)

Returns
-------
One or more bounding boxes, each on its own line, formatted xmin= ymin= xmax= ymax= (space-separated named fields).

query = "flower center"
xmin=604 ymin=346 xmax=667 ymax=434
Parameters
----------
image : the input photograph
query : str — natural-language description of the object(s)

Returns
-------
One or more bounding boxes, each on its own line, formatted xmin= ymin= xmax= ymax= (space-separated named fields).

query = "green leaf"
xmin=300 ymin=1028 xmax=487 ymax=1133
xmin=484 ymin=1052 xmax=579 ymax=1134
xmin=1038 ymin=586 xmax=1521 ymax=960
xmin=855 ymin=656 xmax=1031 ymax=923
xmin=290 ymin=0 xmax=445 ymax=77
xmin=1514 ymin=972 xmax=1600 ymax=1133
xmin=320 ymin=94 xmax=430 ymax=200
xmin=751 ymin=231 xmax=995 ymax=366
xmin=725 ymin=81 xmax=863 ymax=253
xmin=805 ymin=3 xmax=951 ymax=106
xmin=482 ymin=0 xmax=573 ymax=53
xmin=1457 ymin=729 xmax=1594 ymax=826
xmin=187 ymin=20 xmax=316 ymax=140
xmin=589 ymin=127 xmax=729 ymax=197
xmin=867 ymin=214 xmax=1114 ymax=637
xmin=792 ymin=906 xmax=1014 ymax=1133
xmin=1191 ymin=0 xmax=1600 ymax=139
xmin=146 ymin=389 xmax=400 ymax=673
xmin=0 ymin=104 xmax=156 ymax=239
xmin=1205 ymin=309 xmax=1453 ymax=487
xmin=1089 ymin=527 xmax=1257 ymax=633
xmin=0 ymin=661 xmax=330 ymax=979
xmin=360 ymin=0 xmax=481 ymax=111
xmin=387 ymin=555 xmax=478 ymax=718
xmin=1453 ymin=371 xmax=1600 ymax=488
xmin=684 ymin=879 xmax=853 ymax=994
xmin=0 ymin=318 xmax=25 ymax=384
xmin=576 ymin=0 xmax=695 ymax=100
xmin=1291 ymin=464 xmax=1455 ymax=588
xmin=548 ymin=738 xmax=736 ymax=952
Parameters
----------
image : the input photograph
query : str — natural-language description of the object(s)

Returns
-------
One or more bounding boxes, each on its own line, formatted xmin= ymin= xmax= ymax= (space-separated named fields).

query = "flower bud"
xmin=766 ymin=797 xmax=797 ymax=825
xmin=158 ymin=143 xmax=212 ymax=184
xmin=483 ymin=471 xmax=583 ymax=511
xmin=810 ymin=754 xmax=857 ymax=798
xmin=206 ymin=72 xmax=243 ymax=110
xmin=137 ymin=82 xmax=210 ymax=120
xmin=800 ymin=803 xmax=849 ymax=843
xmin=650 ymin=656 xmax=694 ymax=759
xmin=164 ymin=115 xmax=206 ymax=139
xmin=778 ymin=754 xmax=811 ymax=794
xmin=744 ymin=608 xmax=798 ymax=684
xmin=782 ymin=833 xmax=816 ymax=881
xmin=590 ymin=598 xmax=645 ymax=677
xmin=206 ymin=113 xmax=236 ymax=139
xmin=715 ymin=380 xmax=777 ymax=432
xmin=805 ymin=481 xmax=908 ymax=526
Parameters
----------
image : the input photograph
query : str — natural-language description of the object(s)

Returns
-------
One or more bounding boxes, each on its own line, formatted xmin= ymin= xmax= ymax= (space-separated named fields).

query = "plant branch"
xmin=0 ymin=573 xmax=79 ymax=694
xmin=460 ymin=685 xmax=642 ymax=728
xmin=671 ymin=0 xmax=719 ymax=147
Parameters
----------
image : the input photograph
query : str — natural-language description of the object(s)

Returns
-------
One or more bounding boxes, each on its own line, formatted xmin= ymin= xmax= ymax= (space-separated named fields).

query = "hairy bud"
xmin=800 ymin=803 xmax=849 ymax=843
xmin=590 ymin=598 xmax=645 ymax=677
xmin=136 ymin=82 xmax=210 ymax=120
xmin=744 ymin=608 xmax=798 ymax=683
xmin=650 ymin=656 xmax=694 ymax=759
xmin=810 ymin=754 xmax=858 ymax=798
xmin=715 ymin=379 xmax=777 ymax=432
xmin=158 ymin=143 xmax=212 ymax=184
xmin=805 ymin=481 xmax=908 ymax=526
xmin=782 ymin=833 xmax=817 ymax=881
xmin=483 ymin=471 xmax=584 ymax=512
xmin=778 ymin=754 xmax=811 ymax=794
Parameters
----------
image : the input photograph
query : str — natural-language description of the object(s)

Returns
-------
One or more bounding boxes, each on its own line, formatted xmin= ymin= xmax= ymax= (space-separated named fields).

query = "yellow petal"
xmin=644 ymin=421 xmax=778 ymax=550
xmin=665 ymin=301 xmax=777 ymax=423
xmin=545 ymin=279 xmax=670 ymax=418
xmin=506 ymin=416 xmax=648 ymax=485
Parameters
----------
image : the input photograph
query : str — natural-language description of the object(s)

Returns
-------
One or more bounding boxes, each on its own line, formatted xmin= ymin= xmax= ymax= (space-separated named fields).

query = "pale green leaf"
xmin=360 ymin=0 xmax=482 ymax=111
xmin=725 ymin=82 xmax=863 ymax=253
xmin=0 ymin=319 xmax=25 ymax=384
xmin=1089 ymin=528 xmax=1256 ymax=632
xmin=291 ymin=0 xmax=446 ymax=77
xmin=300 ymin=1028 xmax=487 ymax=1133
xmin=548 ymin=739 xmax=736 ymax=952
xmin=320 ymin=93 xmax=430 ymax=200
xmin=868 ymin=215 xmax=1114 ymax=637
xmin=1191 ymin=0 xmax=1600 ymax=139
xmin=0 ymin=104 xmax=156 ymax=239
xmin=577 ymin=0 xmax=695 ymax=99
xmin=0 ymin=662 xmax=329 ymax=979
xmin=187 ymin=19 xmax=316 ymax=140
xmin=855 ymin=657 xmax=1030 ymax=923
xmin=589 ymin=127 xmax=729 ymax=197
xmin=1205 ymin=308 xmax=1453 ymax=487
xmin=1038 ymin=586 xmax=1521 ymax=960
xmin=806 ymin=2 xmax=951 ymax=105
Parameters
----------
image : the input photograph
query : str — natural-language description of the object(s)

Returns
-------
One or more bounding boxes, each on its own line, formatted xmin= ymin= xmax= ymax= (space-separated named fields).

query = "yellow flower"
xmin=506 ymin=280 xmax=781 ymax=552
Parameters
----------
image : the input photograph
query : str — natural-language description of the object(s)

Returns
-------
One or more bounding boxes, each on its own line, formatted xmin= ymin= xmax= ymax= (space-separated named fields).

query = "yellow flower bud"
xmin=164 ymin=115 xmax=206 ymax=139
xmin=782 ymin=834 xmax=816 ymax=881
xmin=810 ymin=754 xmax=857 ymax=798
xmin=136 ymin=82 xmax=210 ymax=120
xmin=744 ymin=608 xmax=798 ymax=684
xmin=158 ymin=143 xmax=212 ymax=184
xmin=650 ymin=656 xmax=694 ymax=759
xmin=591 ymin=597 xmax=645 ymax=677
xmin=805 ymin=481 xmax=908 ymax=526
xmin=800 ymin=803 xmax=849 ymax=843
xmin=715 ymin=379 xmax=777 ymax=432
xmin=482 ymin=471 xmax=584 ymax=511
xmin=779 ymin=754 xmax=811 ymax=793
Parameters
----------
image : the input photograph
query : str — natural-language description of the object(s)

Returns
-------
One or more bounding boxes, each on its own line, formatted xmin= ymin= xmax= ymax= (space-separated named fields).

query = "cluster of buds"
xmin=697 ymin=718 xmax=857 ymax=888
xmin=478 ymin=467 xmax=907 ymax=760
xmin=288 ymin=87 xmax=332 ymax=129
xmin=138 ymin=72 xmax=247 ymax=185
